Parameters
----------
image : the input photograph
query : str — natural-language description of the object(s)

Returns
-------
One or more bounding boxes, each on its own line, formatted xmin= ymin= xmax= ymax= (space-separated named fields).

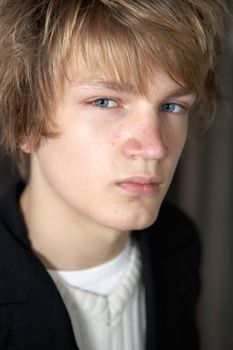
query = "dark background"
xmin=0 ymin=16 xmax=233 ymax=350
xmin=168 ymin=24 xmax=233 ymax=350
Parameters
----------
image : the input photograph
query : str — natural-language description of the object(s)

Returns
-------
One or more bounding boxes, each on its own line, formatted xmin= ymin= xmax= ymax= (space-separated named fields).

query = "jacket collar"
xmin=0 ymin=180 xmax=37 ymax=303
xmin=0 ymin=180 xmax=30 ymax=248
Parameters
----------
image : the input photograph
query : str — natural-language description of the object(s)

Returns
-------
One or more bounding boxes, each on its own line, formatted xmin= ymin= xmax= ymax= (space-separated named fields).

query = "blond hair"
xmin=0 ymin=0 xmax=229 ymax=173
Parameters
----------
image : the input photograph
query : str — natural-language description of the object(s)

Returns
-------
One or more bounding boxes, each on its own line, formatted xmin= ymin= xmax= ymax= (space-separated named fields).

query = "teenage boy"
xmin=0 ymin=1 xmax=228 ymax=349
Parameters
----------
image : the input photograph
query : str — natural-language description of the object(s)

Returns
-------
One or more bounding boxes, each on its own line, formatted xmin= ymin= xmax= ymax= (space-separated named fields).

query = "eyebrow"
xmin=77 ymin=78 xmax=195 ymax=99
xmin=77 ymin=79 xmax=138 ymax=94
xmin=166 ymin=87 xmax=195 ymax=99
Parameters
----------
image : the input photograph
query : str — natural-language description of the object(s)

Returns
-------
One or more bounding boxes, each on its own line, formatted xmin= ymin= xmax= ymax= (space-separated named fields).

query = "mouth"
xmin=117 ymin=176 xmax=162 ymax=196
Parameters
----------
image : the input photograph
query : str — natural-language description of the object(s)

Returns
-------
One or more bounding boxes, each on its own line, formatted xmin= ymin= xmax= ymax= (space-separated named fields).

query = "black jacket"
xmin=0 ymin=181 xmax=201 ymax=350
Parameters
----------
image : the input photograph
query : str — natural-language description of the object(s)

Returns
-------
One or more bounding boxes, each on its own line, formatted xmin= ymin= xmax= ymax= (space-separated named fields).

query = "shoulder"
xmin=137 ymin=202 xmax=201 ymax=348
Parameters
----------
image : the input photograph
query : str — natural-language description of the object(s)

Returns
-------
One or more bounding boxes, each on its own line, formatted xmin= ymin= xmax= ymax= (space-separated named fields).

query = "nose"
xmin=123 ymin=117 xmax=168 ymax=161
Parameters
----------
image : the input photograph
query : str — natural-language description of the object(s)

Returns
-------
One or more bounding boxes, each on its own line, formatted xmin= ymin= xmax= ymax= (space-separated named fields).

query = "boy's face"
xmin=31 ymin=66 xmax=195 ymax=233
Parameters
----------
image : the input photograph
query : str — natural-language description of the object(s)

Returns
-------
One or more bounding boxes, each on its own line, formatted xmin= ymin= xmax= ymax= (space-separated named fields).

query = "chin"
xmin=131 ymin=215 xmax=158 ymax=231
xmin=130 ymin=201 xmax=162 ymax=230
xmin=110 ymin=209 xmax=160 ymax=232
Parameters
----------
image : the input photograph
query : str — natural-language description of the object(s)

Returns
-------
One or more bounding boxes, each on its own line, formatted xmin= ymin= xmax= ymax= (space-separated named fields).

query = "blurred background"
xmin=168 ymin=22 xmax=233 ymax=350
xmin=0 ymin=11 xmax=233 ymax=350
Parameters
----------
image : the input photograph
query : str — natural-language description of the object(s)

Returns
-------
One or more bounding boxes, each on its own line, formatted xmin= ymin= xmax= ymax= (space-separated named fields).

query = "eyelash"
xmin=159 ymin=103 xmax=186 ymax=114
xmin=91 ymin=98 xmax=119 ymax=109
xmin=90 ymin=98 xmax=188 ymax=115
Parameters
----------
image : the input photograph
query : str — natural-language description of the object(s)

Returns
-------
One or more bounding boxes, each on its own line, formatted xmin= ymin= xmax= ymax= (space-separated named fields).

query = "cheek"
xmin=47 ymin=127 xmax=120 ymax=178
xmin=37 ymin=111 xmax=125 ymax=186
xmin=167 ymin=122 xmax=188 ymax=156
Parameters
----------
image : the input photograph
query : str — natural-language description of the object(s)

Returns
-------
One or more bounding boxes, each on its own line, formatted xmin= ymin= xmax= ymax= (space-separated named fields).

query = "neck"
xmin=20 ymin=180 xmax=130 ymax=271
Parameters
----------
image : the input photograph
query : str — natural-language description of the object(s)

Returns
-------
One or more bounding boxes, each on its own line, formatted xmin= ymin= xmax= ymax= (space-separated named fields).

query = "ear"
xmin=18 ymin=136 xmax=33 ymax=154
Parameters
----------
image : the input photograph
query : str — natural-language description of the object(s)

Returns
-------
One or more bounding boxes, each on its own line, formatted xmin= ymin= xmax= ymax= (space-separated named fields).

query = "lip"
xmin=117 ymin=176 xmax=162 ymax=196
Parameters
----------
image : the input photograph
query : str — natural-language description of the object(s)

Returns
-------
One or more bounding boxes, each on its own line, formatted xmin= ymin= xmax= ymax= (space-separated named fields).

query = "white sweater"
xmin=48 ymin=242 xmax=146 ymax=350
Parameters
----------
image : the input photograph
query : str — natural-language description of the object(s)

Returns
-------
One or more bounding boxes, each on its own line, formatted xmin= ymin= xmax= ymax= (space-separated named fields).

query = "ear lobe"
xmin=18 ymin=137 xmax=32 ymax=154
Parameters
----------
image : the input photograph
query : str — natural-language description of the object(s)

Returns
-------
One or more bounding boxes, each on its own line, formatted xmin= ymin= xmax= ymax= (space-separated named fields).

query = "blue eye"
xmin=160 ymin=103 xmax=183 ymax=113
xmin=93 ymin=98 xmax=118 ymax=108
